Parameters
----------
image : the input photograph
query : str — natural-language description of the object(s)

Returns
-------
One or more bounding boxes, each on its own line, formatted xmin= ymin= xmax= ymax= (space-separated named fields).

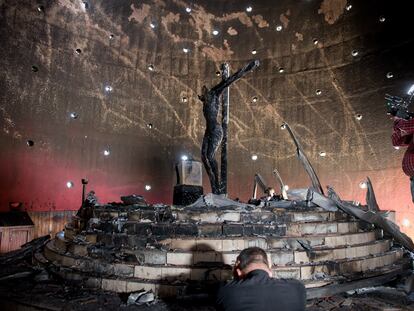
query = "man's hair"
xmin=237 ymin=247 xmax=269 ymax=270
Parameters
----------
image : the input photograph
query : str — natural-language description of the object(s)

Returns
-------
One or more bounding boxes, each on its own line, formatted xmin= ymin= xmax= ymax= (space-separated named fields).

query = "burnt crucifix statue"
xmin=198 ymin=60 xmax=260 ymax=194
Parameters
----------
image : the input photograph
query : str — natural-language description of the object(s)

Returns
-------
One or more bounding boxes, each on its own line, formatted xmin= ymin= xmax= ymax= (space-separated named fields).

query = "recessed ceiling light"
xmin=276 ymin=25 xmax=283 ymax=31
xmin=75 ymin=48 xmax=82 ymax=54
xmin=315 ymin=89 xmax=322 ymax=95
xmin=148 ymin=64 xmax=154 ymax=71
xmin=251 ymin=49 xmax=257 ymax=55
xmin=181 ymin=155 xmax=188 ymax=161
xmin=251 ymin=154 xmax=258 ymax=161
xmin=394 ymin=146 xmax=400 ymax=150
xmin=280 ymin=123 xmax=286 ymax=130
xmin=379 ymin=16 xmax=386 ymax=23
xmin=70 ymin=112 xmax=78 ymax=119
xmin=278 ymin=67 xmax=284 ymax=73
xmin=246 ymin=6 xmax=252 ymax=12
xmin=212 ymin=30 xmax=219 ymax=36
xmin=402 ymin=218 xmax=410 ymax=227
xmin=37 ymin=5 xmax=44 ymax=12
xmin=181 ymin=96 xmax=188 ymax=103
xmin=355 ymin=114 xmax=363 ymax=120
xmin=185 ymin=7 xmax=191 ymax=13
xmin=313 ymin=39 xmax=318 ymax=45
xmin=103 ymin=149 xmax=110 ymax=156
xmin=109 ymin=34 xmax=114 ymax=40
xmin=66 ymin=181 xmax=74 ymax=188
xmin=145 ymin=184 xmax=152 ymax=191
xmin=147 ymin=123 xmax=153 ymax=129
xmin=105 ymin=85 xmax=113 ymax=92
xmin=252 ymin=96 xmax=258 ymax=103
xmin=386 ymin=72 xmax=393 ymax=79
xmin=150 ymin=22 xmax=156 ymax=29
xmin=351 ymin=50 xmax=359 ymax=57
xmin=183 ymin=48 xmax=189 ymax=53
xmin=215 ymin=71 xmax=221 ymax=76
xmin=359 ymin=181 xmax=367 ymax=189
xmin=346 ymin=4 xmax=352 ymax=11
xmin=319 ymin=151 xmax=326 ymax=157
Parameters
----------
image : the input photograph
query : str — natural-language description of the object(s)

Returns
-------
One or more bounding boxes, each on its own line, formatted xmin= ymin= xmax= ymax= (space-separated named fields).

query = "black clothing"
xmin=216 ymin=269 xmax=306 ymax=311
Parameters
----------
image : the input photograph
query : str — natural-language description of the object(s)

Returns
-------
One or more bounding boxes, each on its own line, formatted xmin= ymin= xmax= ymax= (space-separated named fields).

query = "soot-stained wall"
xmin=1 ymin=0 xmax=414 ymax=233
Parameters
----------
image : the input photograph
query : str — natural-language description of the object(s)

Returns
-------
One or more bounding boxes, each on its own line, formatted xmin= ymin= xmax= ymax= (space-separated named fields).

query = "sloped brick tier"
xmin=42 ymin=203 xmax=410 ymax=298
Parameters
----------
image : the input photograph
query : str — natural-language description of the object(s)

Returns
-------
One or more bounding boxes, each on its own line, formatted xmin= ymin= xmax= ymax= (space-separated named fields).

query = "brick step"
xmin=125 ymin=239 xmax=391 ymax=267
xmin=113 ymin=220 xmax=361 ymax=237
xmin=43 ymin=239 xmax=402 ymax=282
xmin=54 ymin=260 xmax=407 ymax=297
xmin=158 ymin=230 xmax=382 ymax=251
xmin=93 ymin=209 xmax=348 ymax=225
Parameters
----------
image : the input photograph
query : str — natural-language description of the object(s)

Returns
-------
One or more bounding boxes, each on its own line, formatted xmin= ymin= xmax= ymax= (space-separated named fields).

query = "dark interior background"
xmin=1 ymin=0 xmax=414 ymax=235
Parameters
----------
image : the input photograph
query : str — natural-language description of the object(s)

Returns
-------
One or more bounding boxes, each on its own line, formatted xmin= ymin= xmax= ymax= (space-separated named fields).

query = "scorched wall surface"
xmin=1 ymin=0 xmax=414 ymax=235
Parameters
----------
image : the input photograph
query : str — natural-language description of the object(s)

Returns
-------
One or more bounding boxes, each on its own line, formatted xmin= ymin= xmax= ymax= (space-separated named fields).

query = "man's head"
xmin=233 ymin=247 xmax=272 ymax=279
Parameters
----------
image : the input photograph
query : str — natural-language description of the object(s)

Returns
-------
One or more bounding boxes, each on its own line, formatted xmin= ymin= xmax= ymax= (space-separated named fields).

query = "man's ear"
xmin=236 ymin=268 xmax=243 ymax=278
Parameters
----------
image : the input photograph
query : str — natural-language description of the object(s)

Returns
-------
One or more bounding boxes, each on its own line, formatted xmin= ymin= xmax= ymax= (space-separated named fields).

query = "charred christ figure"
xmin=198 ymin=60 xmax=259 ymax=194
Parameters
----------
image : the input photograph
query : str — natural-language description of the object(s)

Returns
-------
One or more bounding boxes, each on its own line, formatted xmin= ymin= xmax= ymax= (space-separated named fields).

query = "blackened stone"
xmin=122 ymin=222 xmax=136 ymax=233
xmin=151 ymin=224 xmax=175 ymax=236
xmin=96 ymin=233 xmax=113 ymax=246
xmin=173 ymin=185 xmax=203 ymax=206
xmin=223 ymin=224 xmax=243 ymax=236
xmin=198 ymin=224 xmax=222 ymax=237
xmin=175 ymin=224 xmax=198 ymax=236
xmin=243 ymin=225 xmax=254 ymax=236
xmin=96 ymin=221 xmax=113 ymax=232
xmin=127 ymin=235 xmax=147 ymax=248
xmin=112 ymin=234 xmax=128 ymax=247
xmin=135 ymin=223 xmax=152 ymax=235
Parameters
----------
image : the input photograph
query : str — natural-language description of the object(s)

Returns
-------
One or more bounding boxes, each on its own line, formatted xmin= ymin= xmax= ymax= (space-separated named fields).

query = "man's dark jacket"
xmin=216 ymin=269 xmax=306 ymax=311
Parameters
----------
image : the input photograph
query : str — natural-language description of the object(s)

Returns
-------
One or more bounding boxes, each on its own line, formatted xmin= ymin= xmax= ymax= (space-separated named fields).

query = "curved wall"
xmin=1 ymin=0 xmax=413 ymax=235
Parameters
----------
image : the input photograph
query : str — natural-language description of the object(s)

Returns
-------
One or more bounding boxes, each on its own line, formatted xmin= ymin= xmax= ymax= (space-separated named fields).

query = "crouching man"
xmin=216 ymin=247 xmax=306 ymax=311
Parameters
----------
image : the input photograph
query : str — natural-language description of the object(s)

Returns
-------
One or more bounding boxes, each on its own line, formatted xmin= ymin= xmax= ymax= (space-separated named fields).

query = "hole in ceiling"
xmin=31 ymin=65 xmax=38 ymax=72
xmin=27 ymin=140 xmax=34 ymax=147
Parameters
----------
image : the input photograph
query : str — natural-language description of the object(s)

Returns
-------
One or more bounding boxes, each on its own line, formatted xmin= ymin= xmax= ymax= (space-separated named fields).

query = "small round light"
xmin=215 ymin=71 xmax=221 ymax=76
xmin=355 ymin=114 xmax=363 ymax=121
xmin=103 ymin=149 xmax=110 ymax=156
xmin=181 ymin=155 xmax=188 ymax=161
xmin=150 ymin=22 xmax=156 ymax=29
xmin=402 ymin=218 xmax=410 ymax=227
xmin=316 ymin=89 xmax=322 ymax=95
xmin=319 ymin=151 xmax=326 ymax=157
xmin=181 ymin=96 xmax=188 ymax=103
xmin=185 ymin=7 xmax=191 ymax=13
xmin=212 ymin=30 xmax=219 ymax=36
xmin=284 ymin=185 xmax=289 ymax=191
xmin=66 ymin=181 xmax=74 ymax=188
xmin=37 ymin=5 xmax=44 ymax=12
xmin=278 ymin=67 xmax=284 ymax=73
xmin=148 ymin=64 xmax=154 ymax=71
xmin=276 ymin=25 xmax=283 ymax=32
xmin=346 ymin=4 xmax=352 ymax=11
xmin=351 ymin=50 xmax=359 ymax=57
xmin=147 ymin=123 xmax=153 ymax=129
xmin=379 ymin=16 xmax=386 ymax=23
xmin=313 ymin=39 xmax=319 ymax=45
xmin=386 ymin=72 xmax=393 ymax=79
xmin=280 ymin=123 xmax=286 ymax=130
xmin=105 ymin=85 xmax=113 ymax=92
xmin=75 ymin=48 xmax=82 ymax=55
xmin=394 ymin=146 xmax=400 ymax=150
xmin=145 ymin=184 xmax=152 ymax=191
xmin=183 ymin=48 xmax=189 ymax=53
xmin=252 ymin=96 xmax=258 ymax=103
xmin=246 ymin=6 xmax=252 ymax=12
xmin=359 ymin=181 xmax=367 ymax=189
xmin=251 ymin=49 xmax=257 ymax=55
xmin=251 ymin=154 xmax=258 ymax=161
xmin=27 ymin=140 xmax=34 ymax=147
xmin=109 ymin=34 xmax=114 ymax=40
xmin=70 ymin=112 xmax=78 ymax=119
